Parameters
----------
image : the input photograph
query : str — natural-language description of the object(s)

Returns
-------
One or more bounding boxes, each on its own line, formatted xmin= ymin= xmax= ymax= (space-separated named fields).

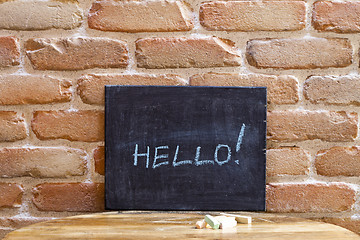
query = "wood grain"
xmin=4 ymin=212 xmax=360 ymax=240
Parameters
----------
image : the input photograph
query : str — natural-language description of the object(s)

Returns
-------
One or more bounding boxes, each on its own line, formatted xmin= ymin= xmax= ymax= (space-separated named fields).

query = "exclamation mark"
xmin=235 ymin=123 xmax=246 ymax=165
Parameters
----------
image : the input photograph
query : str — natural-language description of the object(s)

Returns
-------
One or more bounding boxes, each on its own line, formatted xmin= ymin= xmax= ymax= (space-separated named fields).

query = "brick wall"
xmin=1 ymin=0 xmax=360 ymax=237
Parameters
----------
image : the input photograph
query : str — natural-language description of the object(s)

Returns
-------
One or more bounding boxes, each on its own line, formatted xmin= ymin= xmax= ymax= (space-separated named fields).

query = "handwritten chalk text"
xmin=133 ymin=124 xmax=246 ymax=169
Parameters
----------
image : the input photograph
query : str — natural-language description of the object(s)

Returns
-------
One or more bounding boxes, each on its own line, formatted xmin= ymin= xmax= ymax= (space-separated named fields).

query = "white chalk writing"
xmin=132 ymin=124 xmax=246 ymax=169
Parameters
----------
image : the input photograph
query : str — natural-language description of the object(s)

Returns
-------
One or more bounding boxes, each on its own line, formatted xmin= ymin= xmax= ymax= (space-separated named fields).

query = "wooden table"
xmin=4 ymin=212 xmax=360 ymax=240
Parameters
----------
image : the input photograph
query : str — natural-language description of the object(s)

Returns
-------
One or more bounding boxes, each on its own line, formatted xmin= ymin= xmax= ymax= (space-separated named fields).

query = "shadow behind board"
xmin=105 ymin=86 xmax=267 ymax=211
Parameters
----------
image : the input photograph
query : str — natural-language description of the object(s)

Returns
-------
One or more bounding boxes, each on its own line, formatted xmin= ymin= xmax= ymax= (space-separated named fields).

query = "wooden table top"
xmin=4 ymin=212 xmax=360 ymax=240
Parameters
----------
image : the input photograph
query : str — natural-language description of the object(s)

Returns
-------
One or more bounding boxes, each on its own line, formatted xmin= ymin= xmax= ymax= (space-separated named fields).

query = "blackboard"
xmin=105 ymin=86 xmax=266 ymax=211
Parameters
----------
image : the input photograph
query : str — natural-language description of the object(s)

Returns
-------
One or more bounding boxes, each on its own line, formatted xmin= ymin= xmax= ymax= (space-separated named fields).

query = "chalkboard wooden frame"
xmin=105 ymin=86 xmax=266 ymax=211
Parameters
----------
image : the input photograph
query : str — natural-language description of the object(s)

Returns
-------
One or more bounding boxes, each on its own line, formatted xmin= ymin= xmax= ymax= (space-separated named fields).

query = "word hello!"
xmin=132 ymin=124 xmax=246 ymax=169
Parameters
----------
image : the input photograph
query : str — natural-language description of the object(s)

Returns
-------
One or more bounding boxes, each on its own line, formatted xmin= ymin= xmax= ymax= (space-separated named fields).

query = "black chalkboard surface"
xmin=105 ymin=86 xmax=266 ymax=211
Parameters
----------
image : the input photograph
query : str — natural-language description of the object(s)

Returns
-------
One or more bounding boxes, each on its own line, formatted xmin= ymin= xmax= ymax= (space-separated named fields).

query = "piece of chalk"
xmin=220 ymin=213 xmax=252 ymax=224
xmin=205 ymin=215 xmax=220 ymax=230
xmin=214 ymin=216 xmax=237 ymax=229
xmin=196 ymin=219 xmax=206 ymax=229
xmin=234 ymin=216 xmax=251 ymax=224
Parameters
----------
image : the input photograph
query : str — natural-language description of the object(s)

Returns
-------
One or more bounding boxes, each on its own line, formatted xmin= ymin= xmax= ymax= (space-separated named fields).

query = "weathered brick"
xmin=267 ymin=110 xmax=357 ymax=142
xmin=88 ymin=0 xmax=193 ymax=32
xmin=78 ymin=74 xmax=187 ymax=105
xmin=200 ymin=1 xmax=305 ymax=31
xmin=0 ymin=217 xmax=52 ymax=239
xmin=319 ymin=217 xmax=360 ymax=235
xmin=0 ymin=183 xmax=23 ymax=208
xmin=0 ymin=229 xmax=12 ymax=239
xmin=94 ymin=146 xmax=104 ymax=176
xmin=0 ymin=112 xmax=27 ymax=142
xmin=0 ymin=0 xmax=82 ymax=30
xmin=0 ymin=217 xmax=52 ymax=230
xmin=246 ymin=38 xmax=352 ymax=69
xmin=313 ymin=1 xmax=360 ymax=33
xmin=190 ymin=72 xmax=298 ymax=105
xmin=32 ymin=183 xmax=104 ymax=212
xmin=0 ymin=75 xmax=71 ymax=105
xmin=25 ymin=37 xmax=128 ymax=70
xmin=0 ymin=36 xmax=19 ymax=68
xmin=136 ymin=37 xmax=241 ymax=68
xmin=315 ymin=146 xmax=360 ymax=177
xmin=266 ymin=183 xmax=356 ymax=213
xmin=31 ymin=110 xmax=104 ymax=142
xmin=267 ymin=147 xmax=310 ymax=176
xmin=304 ymin=75 xmax=360 ymax=105
xmin=0 ymin=147 xmax=86 ymax=178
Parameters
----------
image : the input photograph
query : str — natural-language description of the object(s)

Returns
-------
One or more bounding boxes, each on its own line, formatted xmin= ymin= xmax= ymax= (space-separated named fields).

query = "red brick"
xmin=313 ymin=1 xmax=360 ymax=33
xmin=78 ymin=74 xmax=187 ymax=105
xmin=319 ymin=217 xmax=360 ymax=235
xmin=0 ymin=36 xmax=19 ymax=67
xmin=304 ymin=75 xmax=360 ymax=105
xmin=0 ymin=0 xmax=82 ymax=30
xmin=25 ymin=37 xmax=128 ymax=70
xmin=94 ymin=146 xmax=104 ymax=176
xmin=200 ymin=1 xmax=305 ymax=31
xmin=32 ymin=183 xmax=104 ymax=212
xmin=0 ymin=183 xmax=23 ymax=208
xmin=0 ymin=75 xmax=71 ymax=105
xmin=88 ymin=0 xmax=193 ymax=32
xmin=246 ymin=38 xmax=352 ymax=69
xmin=267 ymin=147 xmax=310 ymax=176
xmin=266 ymin=183 xmax=356 ymax=213
xmin=0 ymin=147 xmax=86 ymax=178
xmin=31 ymin=110 xmax=104 ymax=142
xmin=190 ymin=72 xmax=298 ymax=105
xmin=0 ymin=112 xmax=27 ymax=142
xmin=136 ymin=37 xmax=241 ymax=68
xmin=315 ymin=146 xmax=360 ymax=177
xmin=267 ymin=110 xmax=358 ymax=142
